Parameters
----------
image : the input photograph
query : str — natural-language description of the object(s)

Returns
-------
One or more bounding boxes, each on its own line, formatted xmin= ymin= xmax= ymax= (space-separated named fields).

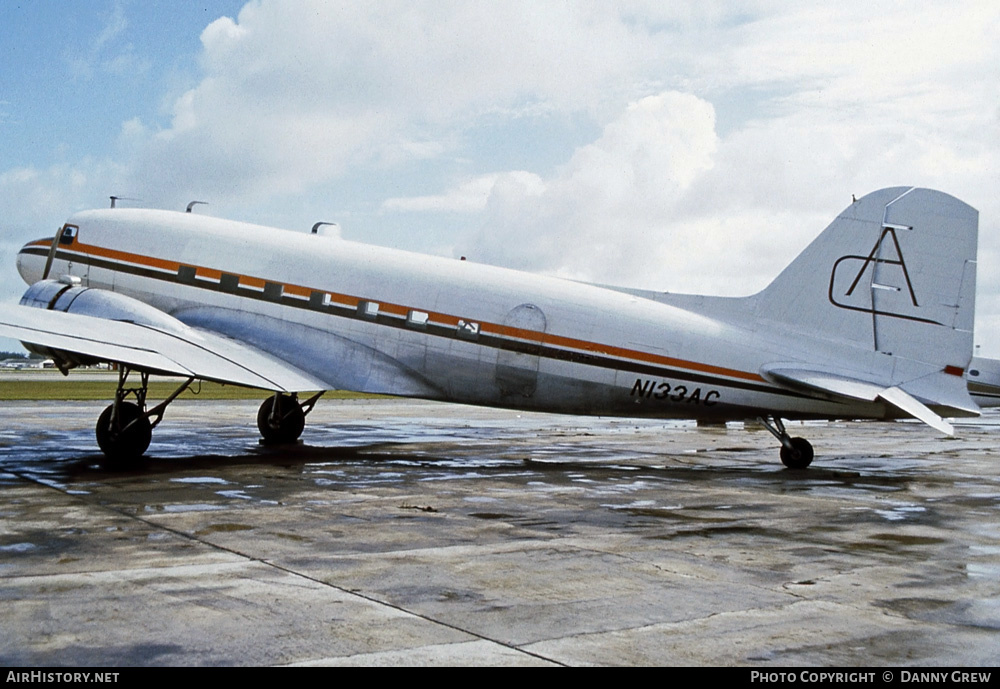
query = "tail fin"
xmin=757 ymin=187 xmax=979 ymax=424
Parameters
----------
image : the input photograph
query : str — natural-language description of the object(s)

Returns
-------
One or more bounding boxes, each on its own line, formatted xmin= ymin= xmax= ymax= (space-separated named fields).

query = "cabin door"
xmin=495 ymin=303 xmax=546 ymax=398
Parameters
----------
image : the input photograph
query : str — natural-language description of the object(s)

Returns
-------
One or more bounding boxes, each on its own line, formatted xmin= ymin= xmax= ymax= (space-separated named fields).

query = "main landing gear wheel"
xmin=257 ymin=393 xmax=306 ymax=443
xmin=96 ymin=401 xmax=152 ymax=465
xmin=759 ymin=415 xmax=815 ymax=469
xmin=94 ymin=366 xmax=193 ymax=466
xmin=779 ymin=436 xmax=814 ymax=470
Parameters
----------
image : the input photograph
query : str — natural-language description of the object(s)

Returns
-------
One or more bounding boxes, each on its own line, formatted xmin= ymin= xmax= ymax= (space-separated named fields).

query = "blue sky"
xmin=2 ymin=2 xmax=239 ymax=164
xmin=2 ymin=1 xmax=999 ymax=353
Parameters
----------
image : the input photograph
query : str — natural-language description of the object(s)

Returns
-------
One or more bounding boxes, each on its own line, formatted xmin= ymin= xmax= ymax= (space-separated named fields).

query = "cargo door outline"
xmin=496 ymin=303 xmax=546 ymax=398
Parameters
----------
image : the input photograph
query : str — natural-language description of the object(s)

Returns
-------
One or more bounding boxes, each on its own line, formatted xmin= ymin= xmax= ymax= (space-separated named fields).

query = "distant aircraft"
xmin=0 ymin=187 xmax=993 ymax=468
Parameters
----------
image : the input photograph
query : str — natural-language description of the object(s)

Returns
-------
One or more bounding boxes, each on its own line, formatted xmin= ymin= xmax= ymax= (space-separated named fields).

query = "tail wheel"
xmin=257 ymin=394 xmax=305 ymax=443
xmin=780 ymin=437 xmax=814 ymax=469
xmin=96 ymin=402 xmax=152 ymax=465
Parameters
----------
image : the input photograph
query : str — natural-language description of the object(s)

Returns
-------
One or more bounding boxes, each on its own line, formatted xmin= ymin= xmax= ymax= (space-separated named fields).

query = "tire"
xmin=779 ymin=436 xmax=814 ymax=469
xmin=257 ymin=394 xmax=305 ymax=443
xmin=95 ymin=402 xmax=152 ymax=465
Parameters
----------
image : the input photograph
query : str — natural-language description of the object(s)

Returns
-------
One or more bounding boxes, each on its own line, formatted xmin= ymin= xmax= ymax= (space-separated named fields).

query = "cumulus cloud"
xmin=113 ymin=0 xmax=669 ymax=210
xmin=400 ymin=62 xmax=999 ymax=300
xmin=105 ymin=2 xmax=999 ymax=234
xmin=382 ymin=172 xmax=545 ymax=214
xmin=467 ymin=92 xmax=721 ymax=284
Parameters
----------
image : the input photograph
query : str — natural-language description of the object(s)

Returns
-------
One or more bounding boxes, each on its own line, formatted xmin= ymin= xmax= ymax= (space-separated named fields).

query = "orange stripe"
xmin=76 ymin=241 xmax=182 ymax=274
xmin=429 ymin=313 xmax=463 ymax=328
xmin=486 ymin=323 xmax=762 ymax=382
xmin=63 ymin=240 xmax=765 ymax=384
xmin=380 ymin=303 xmax=409 ymax=317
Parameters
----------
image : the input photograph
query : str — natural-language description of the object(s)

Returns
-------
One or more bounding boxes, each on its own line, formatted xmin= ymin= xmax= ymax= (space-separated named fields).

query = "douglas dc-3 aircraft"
xmin=0 ymin=186 xmax=995 ymax=468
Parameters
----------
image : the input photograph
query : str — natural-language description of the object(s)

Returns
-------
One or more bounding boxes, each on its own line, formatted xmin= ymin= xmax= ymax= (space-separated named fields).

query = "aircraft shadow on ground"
xmin=1 ymin=439 xmax=913 ymax=494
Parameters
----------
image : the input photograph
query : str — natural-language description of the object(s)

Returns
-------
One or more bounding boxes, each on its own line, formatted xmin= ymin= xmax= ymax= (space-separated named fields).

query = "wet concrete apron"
xmin=1 ymin=400 xmax=998 ymax=665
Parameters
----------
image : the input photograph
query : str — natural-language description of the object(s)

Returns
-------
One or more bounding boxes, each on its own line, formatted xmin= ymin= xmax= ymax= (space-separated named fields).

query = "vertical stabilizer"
xmin=757 ymin=187 xmax=978 ymax=391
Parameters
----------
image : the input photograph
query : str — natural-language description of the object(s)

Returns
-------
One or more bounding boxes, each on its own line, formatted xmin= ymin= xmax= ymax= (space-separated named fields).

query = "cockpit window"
xmin=59 ymin=225 xmax=78 ymax=245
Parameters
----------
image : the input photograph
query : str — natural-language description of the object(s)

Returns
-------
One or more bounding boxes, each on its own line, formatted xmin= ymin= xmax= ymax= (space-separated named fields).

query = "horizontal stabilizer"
xmin=762 ymin=366 xmax=884 ymax=402
xmin=762 ymin=364 xmax=977 ymax=435
xmin=0 ymin=304 xmax=327 ymax=392
xmin=893 ymin=369 xmax=980 ymax=417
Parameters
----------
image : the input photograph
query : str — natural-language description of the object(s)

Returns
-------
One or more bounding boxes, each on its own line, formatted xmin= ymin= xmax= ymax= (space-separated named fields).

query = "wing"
xmin=0 ymin=303 xmax=327 ymax=392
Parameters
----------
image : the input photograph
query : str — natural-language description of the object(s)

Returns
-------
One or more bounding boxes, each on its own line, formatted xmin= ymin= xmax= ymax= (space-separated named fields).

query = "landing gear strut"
xmin=758 ymin=415 xmax=814 ymax=469
xmin=95 ymin=366 xmax=193 ymax=465
xmin=257 ymin=391 xmax=324 ymax=444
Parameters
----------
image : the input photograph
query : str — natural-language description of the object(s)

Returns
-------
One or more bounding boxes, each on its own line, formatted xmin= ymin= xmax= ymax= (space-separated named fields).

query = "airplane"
xmin=0 ymin=186 xmax=994 ymax=469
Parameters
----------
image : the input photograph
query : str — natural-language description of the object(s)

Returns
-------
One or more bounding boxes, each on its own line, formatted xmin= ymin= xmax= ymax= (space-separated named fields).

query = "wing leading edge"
xmin=0 ymin=303 xmax=327 ymax=392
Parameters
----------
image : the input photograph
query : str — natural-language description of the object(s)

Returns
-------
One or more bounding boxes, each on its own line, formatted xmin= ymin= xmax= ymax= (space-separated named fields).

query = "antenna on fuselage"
xmin=311 ymin=221 xmax=340 ymax=236
xmin=186 ymin=201 xmax=208 ymax=213
xmin=110 ymin=196 xmax=140 ymax=208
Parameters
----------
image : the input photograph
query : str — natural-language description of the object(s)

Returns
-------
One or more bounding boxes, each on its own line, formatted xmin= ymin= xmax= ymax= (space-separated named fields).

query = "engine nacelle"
xmin=19 ymin=278 xmax=188 ymax=369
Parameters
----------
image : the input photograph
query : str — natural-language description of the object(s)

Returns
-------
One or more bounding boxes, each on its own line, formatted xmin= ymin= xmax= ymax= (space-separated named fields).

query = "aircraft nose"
xmin=16 ymin=237 xmax=52 ymax=285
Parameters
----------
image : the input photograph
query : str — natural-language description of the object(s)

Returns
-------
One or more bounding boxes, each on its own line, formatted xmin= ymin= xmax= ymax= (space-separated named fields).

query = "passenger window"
xmin=407 ymin=310 xmax=429 ymax=328
xmin=309 ymin=291 xmax=334 ymax=309
xmin=264 ymin=282 xmax=284 ymax=300
xmin=220 ymin=274 xmax=239 ymax=293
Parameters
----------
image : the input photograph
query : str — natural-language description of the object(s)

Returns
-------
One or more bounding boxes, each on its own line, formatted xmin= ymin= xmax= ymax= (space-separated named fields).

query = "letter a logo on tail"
xmin=829 ymin=225 xmax=939 ymax=325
